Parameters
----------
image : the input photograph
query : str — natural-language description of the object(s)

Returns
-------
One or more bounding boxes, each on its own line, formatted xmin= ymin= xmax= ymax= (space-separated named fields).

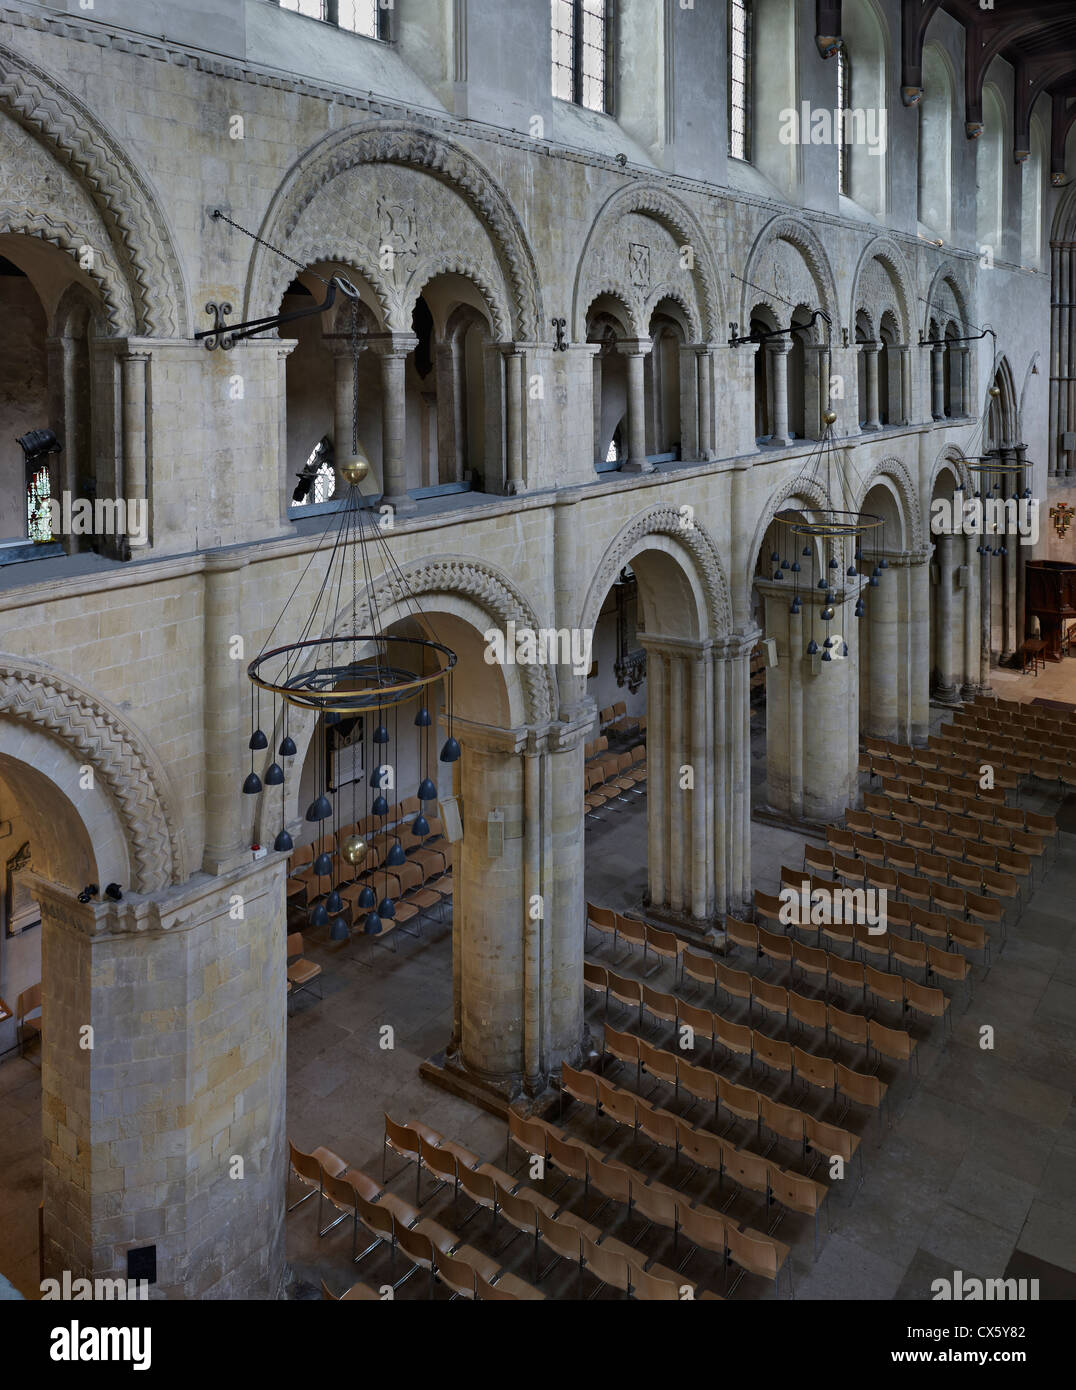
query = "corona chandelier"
xmin=769 ymin=411 xmax=886 ymax=663
xmin=950 ymin=385 xmax=1034 ymax=559
xmin=241 ymin=302 xmax=458 ymax=944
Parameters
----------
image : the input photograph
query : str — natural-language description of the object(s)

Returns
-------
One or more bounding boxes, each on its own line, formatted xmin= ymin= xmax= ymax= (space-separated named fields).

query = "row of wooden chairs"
xmin=584 ymin=959 xmax=907 ymax=1069
xmin=585 ymin=902 xmax=683 ymax=977
xmin=599 ymin=701 xmax=646 ymax=741
xmin=396 ymin=1111 xmax=711 ymax=1299
xmin=560 ymin=1065 xmax=830 ymax=1265
xmin=862 ymin=785 xmax=1050 ymax=850
xmin=809 ymin=847 xmax=1015 ymax=933
xmin=968 ymin=692 xmax=1075 ymax=726
xmin=863 ymin=754 xmax=1007 ymax=803
xmin=954 ymin=703 xmax=1076 ymax=740
xmin=726 ymin=914 xmax=952 ymax=1038
xmin=585 ymin=746 xmax=647 ymax=819
xmin=754 ymin=888 xmax=974 ymax=996
xmin=839 ymin=808 xmax=1046 ymax=878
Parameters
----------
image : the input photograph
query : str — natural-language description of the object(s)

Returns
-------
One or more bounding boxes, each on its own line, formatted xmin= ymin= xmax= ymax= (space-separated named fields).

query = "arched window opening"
xmin=918 ymin=44 xmax=954 ymax=237
xmin=837 ymin=46 xmax=852 ymax=197
xmin=1021 ymin=115 xmax=1046 ymax=269
xmin=977 ymin=85 xmax=1005 ymax=256
xmin=277 ymin=0 xmax=383 ymax=40
xmin=728 ymin=0 xmax=752 ymax=161
xmin=551 ymin=0 xmax=609 ymax=113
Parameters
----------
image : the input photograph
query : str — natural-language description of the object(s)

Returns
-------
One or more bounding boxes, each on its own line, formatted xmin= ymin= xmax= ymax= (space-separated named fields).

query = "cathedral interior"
xmin=0 ymin=0 xmax=1075 ymax=1324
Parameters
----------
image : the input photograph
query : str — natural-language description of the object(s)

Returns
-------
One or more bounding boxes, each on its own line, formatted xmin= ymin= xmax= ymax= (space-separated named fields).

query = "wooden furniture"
xmin=1021 ymin=638 xmax=1047 ymax=675
xmin=0 ymin=996 xmax=11 ymax=1025
xmin=1025 ymin=560 xmax=1076 ymax=662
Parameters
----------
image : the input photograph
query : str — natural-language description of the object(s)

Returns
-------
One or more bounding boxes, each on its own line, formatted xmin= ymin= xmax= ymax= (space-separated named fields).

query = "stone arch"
xmin=0 ymin=656 xmax=189 ymax=893
xmin=849 ymin=236 xmax=916 ymax=344
xmin=254 ymin=556 xmax=558 ymax=840
xmin=572 ymin=183 xmax=723 ymax=343
xmin=928 ymin=444 xmax=974 ymax=499
xmin=987 ymin=352 xmax=1020 ymax=444
xmin=852 ymin=456 xmax=924 ymax=551
xmin=0 ymin=211 xmax=132 ymax=335
xmin=644 ymin=287 xmax=699 ymax=342
xmin=0 ymin=41 xmax=188 ymax=336
xmin=584 ymin=287 xmax=639 ymax=338
xmin=923 ymin=262 xmax=972 ymax=337
xmin=739 ymin=214 xmax=842 ymax=338
xmin=578 ymin=505 xmax=733 ymax=641
xmin=744 ymin=472 xmax=837 ymax=598
xmin=245 ymin=122 xmax=543 ymax=340
xmin=405 ymin=252 xmax=511 ymax=341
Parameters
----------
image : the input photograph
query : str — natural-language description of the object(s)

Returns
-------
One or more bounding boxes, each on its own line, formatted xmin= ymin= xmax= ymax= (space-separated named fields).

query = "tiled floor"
xmin=3 ymin=708 xmax=1075 ymax=1300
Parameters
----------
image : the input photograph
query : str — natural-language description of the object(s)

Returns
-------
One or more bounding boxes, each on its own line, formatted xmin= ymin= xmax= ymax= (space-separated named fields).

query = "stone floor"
xmin=3 ymin=698 xmax=1076 ymax=1300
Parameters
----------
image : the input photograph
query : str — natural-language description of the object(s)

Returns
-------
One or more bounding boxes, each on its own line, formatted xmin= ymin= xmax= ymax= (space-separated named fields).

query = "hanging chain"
xmin=350 ymin=299 xmax=361 ymax=458
xmin=210 ymin=209 xmax=331 ymax=284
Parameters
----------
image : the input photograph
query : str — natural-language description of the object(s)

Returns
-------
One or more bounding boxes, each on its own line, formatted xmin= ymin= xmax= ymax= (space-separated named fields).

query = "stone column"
xmin=1014 ymin=443 xmax=1028 ymax=652
xmin=908 ymin=549 xmax=932 ymax=740
xmin=696 ymin=345 xmax=715 ymax=460
xmin=592 ymin=351 xmax=604 ymax=463
xmin=804 ymin=343 xmax=831 ymax=440
xmin=619 ymin=339 xmax=654 ymax=473
xmin=639 ymin=636 xmax=718 ymax=932
xmin=714 ymin=634 xmax=756 ymax=916
xmin=980 ymin=542 xmax=994 ymax=689
xmin=373 ymin=334 xmax=418 ymax=514
xmin=931 ymin=343 xmax=947 ymax=420
xmin=868 ymin=557 xmax=899 ymax=737
xmin=34 ymin=860 xmax=288 ymax=1298
xmin=960 ymin=345 xmax=972 ymax=417
xmin=860 ymin=340 xmax=882 ymax=431
xmin=448 ymin=717 xmax=585 ymax=1097
xmin=894 ymin=343 xmax=912 ymax=424
xmin=203 ymin=554 xmax=251 ymax=874
xmin=947 ymin=346 xmax=967 ymax=418
xmin=767 ymin=337 xmax=794 ymax=446
xmin=933 ymin=531 xmax=960 ymax=703
xmin=121 ymin=350 xmax=150 ymax=554
xmin=962 ymin=531 xmax=982 ymax=697
xmin=501 ymin=347 xmax=525 ymax=495
xmin=47 ymin=335 xmax=80 ymax=552
xmin=1000 ymin=447 xmax=1018 ymax=663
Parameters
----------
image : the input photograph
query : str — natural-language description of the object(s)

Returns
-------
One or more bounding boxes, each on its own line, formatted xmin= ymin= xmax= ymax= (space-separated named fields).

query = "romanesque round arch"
xmin=572 ymin=183 xmax=724 ymax=343
xmin=244 ymin=121 xmax=544 ymax=341
xmin=578 ymin=504 xmax=733 ymax=640
xmin=928 ymin=444 xmax=974 ymax=497
xmin=853 ymin=456 xmax=924 ymax=551
xmin=739 ymin=214 xmax=842 ymax=338
xmin=0 ymin=656 xmax=189 ymax=893
xmin=0 ymin=41 xmax=188 ymax=336
xmin=405 ymin=250 xmax=511 ymax=340
xmin=849 ymin=236 xmax=916 ymax=344
xmin=923 ymin=262 xmax=972 ymax=336
xmin=744 ymin=473 xmax=838 ymax=597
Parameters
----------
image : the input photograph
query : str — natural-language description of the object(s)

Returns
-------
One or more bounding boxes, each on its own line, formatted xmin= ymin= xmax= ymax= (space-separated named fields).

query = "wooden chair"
xmin=286 ymin=933 xmax=322 ymax=1006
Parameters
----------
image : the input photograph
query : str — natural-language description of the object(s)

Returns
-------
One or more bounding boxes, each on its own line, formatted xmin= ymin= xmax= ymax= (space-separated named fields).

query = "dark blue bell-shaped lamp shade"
xmin=415 ymin=707 xmax=432 ymax=727
xmin=279 ymin=735 xmax=297 ymax=758
xmin=790 ymin=599 xmax=801 ymax=614
xmin=847 ymin=564 xmax=858 ymax=577
xmin=324 ymin=711 xmax=341 ymax=726
xmin=869 ymin=575 xmax=880 ymax=588
xmin=417 ymin=777 xmax=437 ymax=802
xmin=248 ymin=729 xmax=268 ymax=751
xmin=440 ymin=737 xmax=461 ymax=763
xmin=306 ymin=793 xmax=333 ymax=822
xmin=854 ymin=600 xmax=865 ymax=618
xmin=377 ymin=897 xmax=396 ymax=920
xmin=273 ymin=829 xmax=294 ymax=853
xmin=829 ymin=556 xmax=839 ymax=570
xmin=413 ymin=815 xmax=430 ymax=838
xmin=357 ymin=884 xmax=377 ymax=911
xmin=363 ymin=911 xmax=383 ymax=936
xmin=329 ymin=915 xmax=350 ymax=942
xmin=313 ymin=850 xmax=334 ymax=877
xmin=806 ymin=639 xmax=819 ymax=655
xmin=325 ymin=888 xmax=343 ymax=915
xmin=371 ymin=794 xmax=390 ymax=818
xmin=309 ymin=903 xmax=330 ymax=928
xmin=372 ymin=724 xmax=390 ymax=745
xmin=242 ymin=772 xmax=262 ymax=795
xmin=264 ymin=762 xmax=285 ymax=786
xmin=821 ymin=649 xmax=832 ymax=662
xmin=386 ymin=843 xmax=407 ymax=867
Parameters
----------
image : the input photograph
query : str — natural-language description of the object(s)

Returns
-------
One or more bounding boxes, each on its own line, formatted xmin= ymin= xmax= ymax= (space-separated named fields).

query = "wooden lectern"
xmin=1025 ymin=559 xmax=1076 ymax=661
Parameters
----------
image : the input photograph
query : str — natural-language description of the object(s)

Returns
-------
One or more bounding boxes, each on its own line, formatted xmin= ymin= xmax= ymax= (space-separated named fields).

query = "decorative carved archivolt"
xmin=0 ymin=657 xmax=188 ymax=894
xmin=740 ymin=214 xmax=842 ymax=338
xmin=0 ymin=41 xmax=187 ymax=336
xmin=580 ymin=505 xmax=733 ymax=640
xmin=247 ymin=122 xmax=543 ymax=341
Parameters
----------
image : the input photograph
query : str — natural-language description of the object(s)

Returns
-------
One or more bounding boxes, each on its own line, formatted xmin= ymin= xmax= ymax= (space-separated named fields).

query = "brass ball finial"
xmin=339 ymin=454 xmax=370 ymax=487
xmin=341 ymin=834 xmax=369 ymax=866
xmin=988 ymin=386 xmax=1001 ymax=399
xmin=823 ymin=410 xmax=838 ymax=426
